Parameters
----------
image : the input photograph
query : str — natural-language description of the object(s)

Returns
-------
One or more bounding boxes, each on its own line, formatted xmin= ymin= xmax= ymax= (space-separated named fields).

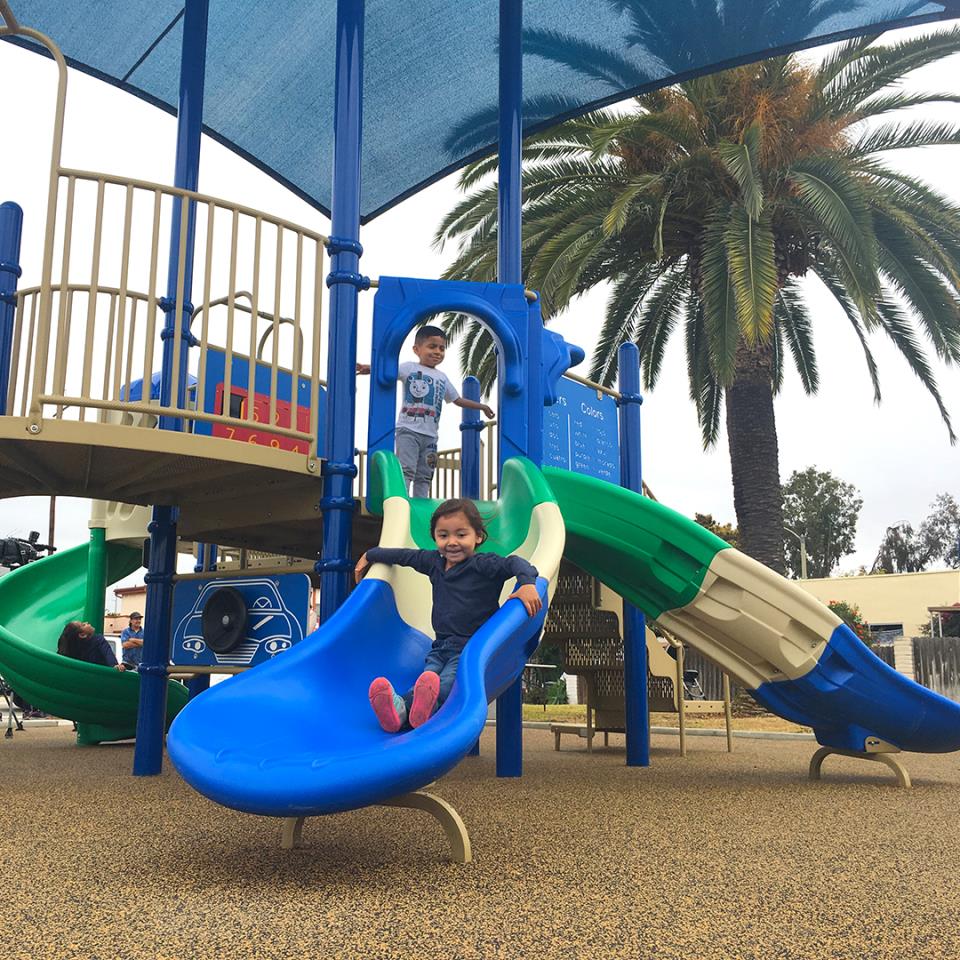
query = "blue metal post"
xmin=495 ymin=0 xmax=525 ymax=778
xmin=461 ymin=375 xmax=483 ymax=756
xmin=617 ymin=341 xmax=649 ymax=767
xmin=460 ymin=376 xmax=482 ymax=499
xmin=318 ymin=0 xmax=365 ymax=624
xmin=134 ymin=0 xmax=209 ymax=776
xmin=0 ymin=202 xmax=23 ymax=416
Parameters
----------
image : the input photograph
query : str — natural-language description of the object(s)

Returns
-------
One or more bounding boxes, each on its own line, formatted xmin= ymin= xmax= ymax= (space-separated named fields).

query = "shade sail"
xmin=3 ymin=1 xmax=956 ymax=221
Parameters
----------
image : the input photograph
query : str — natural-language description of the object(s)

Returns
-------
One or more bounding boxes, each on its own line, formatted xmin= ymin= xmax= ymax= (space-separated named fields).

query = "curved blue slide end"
xmin=753 ymin=623 xmax=960 ymax=753
xmin=167 ymin=577 xmax=548 ymax=817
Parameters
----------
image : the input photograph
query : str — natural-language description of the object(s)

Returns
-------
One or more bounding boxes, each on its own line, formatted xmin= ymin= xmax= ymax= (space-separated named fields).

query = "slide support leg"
xmin=809 ymin=746 xmax=911 ymax=788
xmin=280 ymin=789 xmax=472 ymax=863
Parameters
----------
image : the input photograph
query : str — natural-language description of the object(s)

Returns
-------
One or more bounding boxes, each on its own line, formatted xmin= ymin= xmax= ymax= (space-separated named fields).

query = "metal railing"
xmin=3 ymin=18 xmax=328 ymax=470
xmin=12 ymin=169 xmax=327 ymax=462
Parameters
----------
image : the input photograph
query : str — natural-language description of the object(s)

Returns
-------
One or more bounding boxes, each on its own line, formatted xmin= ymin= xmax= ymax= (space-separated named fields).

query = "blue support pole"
xmin=461 ymin=375 xmax=482 ymax=756
xmin=133 ymin=504 xmax=179 ymax=775
xmin=495 ymin=0 xmax=525 ymax=778
xmin=187 ymin=673 xmax=211 ymax=701
xmin=317 ymin=0 xmax=365 ymax=625
xmin=460 ymin=376 xmax=482 ymax=499
xmin=617 ymin=341 xmax=649 ymax=767
xmin=134 ymin=0 xmax=209 ymax=777
xmin=0 ymin=202 xmax=24 ymax=416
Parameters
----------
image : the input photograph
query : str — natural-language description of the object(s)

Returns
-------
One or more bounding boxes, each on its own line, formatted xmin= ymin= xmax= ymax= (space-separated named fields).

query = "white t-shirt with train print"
xmin=396 ymin=362 xmax=459 ymax=439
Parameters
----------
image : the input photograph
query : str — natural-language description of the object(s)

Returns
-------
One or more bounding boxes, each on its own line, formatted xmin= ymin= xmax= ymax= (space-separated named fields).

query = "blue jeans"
xmin=402 ymin=636 xmax=467 ymax=716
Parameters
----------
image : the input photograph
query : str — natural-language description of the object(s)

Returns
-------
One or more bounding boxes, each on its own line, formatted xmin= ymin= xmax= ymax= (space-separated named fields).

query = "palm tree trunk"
xmin=725 ymin=339 xmax=785 ymax=573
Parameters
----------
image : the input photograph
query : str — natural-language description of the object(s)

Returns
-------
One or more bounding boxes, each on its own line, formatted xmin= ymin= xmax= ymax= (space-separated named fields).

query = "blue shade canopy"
xmin=4 ymin=1 xmax=957 ymax=222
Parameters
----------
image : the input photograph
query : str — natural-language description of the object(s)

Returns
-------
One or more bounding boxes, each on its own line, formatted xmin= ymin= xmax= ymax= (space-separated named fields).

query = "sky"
xmin=0 ymin=23 xmax=958 ymax=603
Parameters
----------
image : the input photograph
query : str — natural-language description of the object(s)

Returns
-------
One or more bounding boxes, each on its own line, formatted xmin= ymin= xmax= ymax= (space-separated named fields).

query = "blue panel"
xmin=166 ymin=575 xmax=549 ymax=816
xmin=192 ymin=347 xmax=325 ymax=453
xmin=170 ymin=573 xmax=312 ymax=668
xmin=753 ymin=623 xmax=960 ymax=753
xmin=5 ymin=2 xmax=952 ymax=221
xmin=542 ymin=377 xmax=619 ymax=482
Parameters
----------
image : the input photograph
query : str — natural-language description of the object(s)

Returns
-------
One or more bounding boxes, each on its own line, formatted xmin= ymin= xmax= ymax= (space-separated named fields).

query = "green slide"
xmin=543 ymin=465 xmax=842 ymax=692
xmin=0 ymin=542 xmax=187 ymax=744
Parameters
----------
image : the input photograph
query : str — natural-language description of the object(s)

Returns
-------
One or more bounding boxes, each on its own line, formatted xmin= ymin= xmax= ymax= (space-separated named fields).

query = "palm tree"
xmin=436 ymin=29 xmax=960 ymax=572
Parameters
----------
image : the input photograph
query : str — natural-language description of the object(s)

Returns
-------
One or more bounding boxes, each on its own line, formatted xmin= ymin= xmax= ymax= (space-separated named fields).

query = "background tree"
xmin=781 ymin=467 xmax=862 ymax=578
xmin=437 ymin=31 xmax=960 ymax=574
xmin=694 ymin=513 xmax=739 ymax=548
xmin=918 ymin=493 xmax=960 ymax=569
xmin=873 ymin=492 xmax=960 ymax=572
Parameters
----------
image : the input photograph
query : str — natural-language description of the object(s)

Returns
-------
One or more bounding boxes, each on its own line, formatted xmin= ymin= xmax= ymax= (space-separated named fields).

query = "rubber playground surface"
xmin=4 ymin=725 xmax=960 ymax=960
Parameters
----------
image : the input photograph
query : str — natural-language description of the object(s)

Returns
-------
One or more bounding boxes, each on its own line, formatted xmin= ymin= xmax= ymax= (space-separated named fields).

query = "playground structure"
xmin=2 ymin=1 xmax=960 ymax=862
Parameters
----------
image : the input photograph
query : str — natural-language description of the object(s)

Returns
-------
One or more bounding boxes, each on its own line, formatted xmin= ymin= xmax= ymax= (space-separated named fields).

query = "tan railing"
xmin=13 ymin=168 xmax=327 ymax=462
xmin=4 ymin=17 xmax=328 ymax=470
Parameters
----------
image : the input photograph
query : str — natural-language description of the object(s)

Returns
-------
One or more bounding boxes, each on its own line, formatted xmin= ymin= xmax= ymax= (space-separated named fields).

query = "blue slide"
xmin=170 ymin=456 xmax=960 ymax=820
xmin=167 ymin=454 xmax=565 ymax=816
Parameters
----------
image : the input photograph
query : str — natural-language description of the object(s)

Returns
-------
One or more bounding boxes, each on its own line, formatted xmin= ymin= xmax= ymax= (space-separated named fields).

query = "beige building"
xmin=799 ymin=569 xmax=960 ymax=637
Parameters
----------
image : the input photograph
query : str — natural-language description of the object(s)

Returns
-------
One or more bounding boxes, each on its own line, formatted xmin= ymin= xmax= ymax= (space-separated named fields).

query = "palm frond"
xmin=818 ymin=26 xmax=960 ymax=118
xmin=717 ymin=123 xmax=764 ymax=221
xmin=813 ymin=257 xmax=882 ymax=403
xmin=849 ymin=91 xmax=960 ymax=124
xmin=874 ymin=218 xmax=960 ymax=364
xmin=849 ymin=120 xmax=960 ymax=158
xmin=724 ymin=205 xmax=777 ymax=342
xmin=775 ymin=285 xmax=819 ymax=394
xmin=589 ymin=264 xmax=664 ymax=386
xmin=875 ymin=293 xmax=956 ymax=443
xmin=684 ymin=295 xmax=724 ymax=447
xmin=787 ymin=156 xmax=878 ymax=321
xmin=700 ymin=210 xmax=739 ymax=384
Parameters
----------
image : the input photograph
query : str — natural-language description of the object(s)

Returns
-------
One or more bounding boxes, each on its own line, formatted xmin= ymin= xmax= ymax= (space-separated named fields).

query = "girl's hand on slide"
xmin=508 ymin=583 xmax=542 ymax=617
xmin=354 ymin=553 xmax=370 ymax=583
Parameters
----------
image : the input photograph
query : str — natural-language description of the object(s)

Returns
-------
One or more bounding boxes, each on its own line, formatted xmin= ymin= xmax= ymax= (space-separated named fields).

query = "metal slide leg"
xmin=279 ymin=790 xmax=472 ymax=863
xmin=809 ymin=746 xmax=912 ymax=788
xmin=280 ymin=816 xmax=305 ymax=850
xmin=379 ymin=790 xmax=472 ymax=864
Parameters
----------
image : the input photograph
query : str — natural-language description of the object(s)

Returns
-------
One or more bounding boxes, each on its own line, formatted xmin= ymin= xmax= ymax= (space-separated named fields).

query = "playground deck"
xmin=3 ymin=726 xmax=959 ymax=960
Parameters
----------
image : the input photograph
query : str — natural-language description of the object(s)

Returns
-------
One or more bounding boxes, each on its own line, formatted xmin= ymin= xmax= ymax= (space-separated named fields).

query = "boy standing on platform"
xmin=358 ymin=326 xmax=494 ymax=497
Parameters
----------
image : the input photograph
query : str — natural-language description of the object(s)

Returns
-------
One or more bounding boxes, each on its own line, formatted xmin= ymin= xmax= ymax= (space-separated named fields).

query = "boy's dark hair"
xmin=415 ymin=325 xmax=446 ymax=345
xmin=430 ymin=498 xmax=487 ymax=543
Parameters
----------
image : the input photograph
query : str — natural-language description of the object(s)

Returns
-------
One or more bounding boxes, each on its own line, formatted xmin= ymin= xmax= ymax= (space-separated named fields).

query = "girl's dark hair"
xmin=57 ymin=620 xmax=84 ymax=659
xmin=430 ymin=498 xmax=487 ymax=542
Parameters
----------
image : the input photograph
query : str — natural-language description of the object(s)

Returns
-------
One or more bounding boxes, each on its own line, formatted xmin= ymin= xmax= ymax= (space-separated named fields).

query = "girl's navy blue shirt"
xmin=365 ymin=548 xmax=538 ymax=639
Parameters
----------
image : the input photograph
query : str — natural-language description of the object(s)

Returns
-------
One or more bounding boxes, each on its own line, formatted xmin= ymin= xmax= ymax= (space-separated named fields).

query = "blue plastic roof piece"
xmin=121 ymin=370 xmax=197 ymax=403
xmin=4 ymin=2 xmax=955 ymax=221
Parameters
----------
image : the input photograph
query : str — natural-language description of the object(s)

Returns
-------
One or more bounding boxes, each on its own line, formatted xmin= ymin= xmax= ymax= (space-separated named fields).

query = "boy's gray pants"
xmin=395 ymin=428 xmax=437 ymax=498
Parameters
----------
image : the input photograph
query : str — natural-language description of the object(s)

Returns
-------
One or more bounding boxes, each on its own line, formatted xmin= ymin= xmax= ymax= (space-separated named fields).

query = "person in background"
xmin=57 ymin=620 xmax=128 ymax=670
xmin=120 ymin=611 xmax=144 ymax=670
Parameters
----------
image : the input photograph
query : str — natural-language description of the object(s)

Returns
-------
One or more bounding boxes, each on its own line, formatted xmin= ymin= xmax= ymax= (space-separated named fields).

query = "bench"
xmin=550 ymin=721 xmax=620 ymax=751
